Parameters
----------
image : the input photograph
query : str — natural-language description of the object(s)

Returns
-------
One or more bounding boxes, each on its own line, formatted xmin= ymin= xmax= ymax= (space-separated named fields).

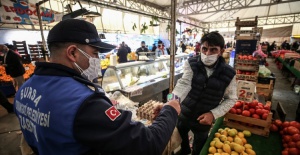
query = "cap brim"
xmin=89 ymin=42 xmax=116 ymax=53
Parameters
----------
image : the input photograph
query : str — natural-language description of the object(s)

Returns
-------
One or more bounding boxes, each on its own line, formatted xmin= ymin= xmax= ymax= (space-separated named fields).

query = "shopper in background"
xmin=0 ymin=44 xmax=25 ymax=91
xmin=124 ymin=43 xmax=131 ymax=53
xmin=136 ymin=41 xmax=149 ymax=55
xmin=14 ymin=19 xmax=180 ymax=155
xmin=117 ymin=42 xmax=129 ymax=63
xmin=151 ymin=43 xmax=157 ymax=52
xmin=173 ymin=31 xmax=237 ymax=155
xmin=194 ymin=42 xmax=200 ymax=55
xmin=292 ymin=41 xmax=299 ymax=51
xmin=179 ymin=41 xmax=186 ymax=53
xmin=281 ymin=40 xmax=288 ymax=50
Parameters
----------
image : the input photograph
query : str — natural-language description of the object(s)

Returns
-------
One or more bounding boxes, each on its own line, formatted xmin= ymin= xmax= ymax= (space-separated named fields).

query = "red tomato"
xmin=292 ymin=134 xmax=300 ymax=142
xmin=237 ymin=70 xmax=242 ymax=74
xmin=283 ymin=143 xmax=288 ymax=148
xmin=283 ymin=121 xmax=290 ymax=128
xmin=289 ymin=141 xmax=297 ymax=148
xmin=288 ymin=126 xmax=300 ymax=135
xmin=253 ymin=57 xmax=257 ymax=60
xmin=245 ymin=71 xmax=251 ymax=75
xmin=270 ymin=124 xmax=278 ymax=132
xmin=252 ymin=114 xmax=260 ymax=119
xmin=282 ymin=150 xmax=288 ymax=155
xmin=274 ymin=119 xmax=283 ymax=128
xmin=264 ymin=105 xmax=271 ymax=111
xmin=235 ymin=101 xmax=243 ymax=108
xmin=284 ymin=135 xmax=292 ymax=143
xmin=236 ymin=109 xmax=242 ymax=115
xmin=296 ymin=141 xmax=300 ymax=149
xmin=229 ymin=108 xmax=237 ymax=114
xmin=238 ymin=55 xmax=243 ymax=59
xmin=262 ymin=113 xmax=269 ymax=120
xmin=288 ymin=147 xmax=298 ymax=155
xmin=258 ymin=102 xmax=264 ymax=106
xmin=290 ymin=121 xmax=299 ymax=127
xmin=243 ymin=55 xmax=248 ymax=60
xmin=280 ymin=130 xmax=284 ymax=135
xmin=248 ymin=55 xmax=253 ymax=60
xmin=244 ymin=105 xmax=249 ymax=110
xmin=249 ymin=108 xmax=255 ymax=115
xmin=262 ymin=109 xmax=270 ymax=114
xmin=255 ymin=109 xmax=263 ymax=116
xmin=242 ymin=110 xmax=251 ymax=117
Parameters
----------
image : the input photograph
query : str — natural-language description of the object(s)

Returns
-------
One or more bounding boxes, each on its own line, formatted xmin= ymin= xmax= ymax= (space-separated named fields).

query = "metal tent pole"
xmin=169 ymin=0 xmax=177 ymax=93
xmin=36 ymin=0 xmax=49 ymax=61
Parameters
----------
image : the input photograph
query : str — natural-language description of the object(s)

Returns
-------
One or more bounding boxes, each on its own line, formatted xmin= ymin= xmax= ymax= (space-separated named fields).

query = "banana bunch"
xmin=100 ymin=59 xmax=110 ymax=69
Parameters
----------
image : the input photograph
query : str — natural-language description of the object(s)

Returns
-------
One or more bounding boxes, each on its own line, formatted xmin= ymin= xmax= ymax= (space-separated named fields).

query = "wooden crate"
xmin=235 ymin=59 xmax=259 ymax=65
xmin=235 ymin=64 xmax=259 ymax=71
xmin=256 ymin=80 xmax=274 ymax=101
xmin=224 ymin=112 xmax=273 ymax=137
xmin=236 ymin=72 xmax=258 ymax=82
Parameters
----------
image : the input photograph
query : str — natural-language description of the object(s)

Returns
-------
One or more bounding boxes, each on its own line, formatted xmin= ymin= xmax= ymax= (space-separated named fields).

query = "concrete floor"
xmin=0 ymin=58 xmax=299 ymax=154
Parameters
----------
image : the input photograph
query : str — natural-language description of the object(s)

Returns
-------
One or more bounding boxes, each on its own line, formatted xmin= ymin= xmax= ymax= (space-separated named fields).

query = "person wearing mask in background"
xmin=194 ymin=42 xmax=201 ymax=55
xmin=136 ymin=41 xmax=148 ymax=55
xmin=180 ymin=41 xmax=186 ymax=53
xmin=117 ymin=42 xmax=129 ymax=63
xmin=281 ymin=40 xmax=288 ymax=50
xmin=14 ymin=19 xmax=180 ymax=155
xmin=152 ymin=43 xmax=157 ymax=52
xmin=172 ymin=31 xmax=237 ymax=155
xmin=0 ymin=45 xmax=25 ymax=91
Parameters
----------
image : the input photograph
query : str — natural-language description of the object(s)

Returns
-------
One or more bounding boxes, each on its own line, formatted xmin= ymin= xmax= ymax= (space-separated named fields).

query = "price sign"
xmin=237 ymin=80 xmax=256 ymax=102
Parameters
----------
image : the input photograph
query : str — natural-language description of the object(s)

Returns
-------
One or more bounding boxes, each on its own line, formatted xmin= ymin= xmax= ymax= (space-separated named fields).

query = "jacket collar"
xmin=34 ymin=62 xmax=83 ymax=78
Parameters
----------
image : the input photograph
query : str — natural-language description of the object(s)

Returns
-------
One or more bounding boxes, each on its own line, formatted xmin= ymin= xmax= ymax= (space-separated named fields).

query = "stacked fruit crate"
xmin=235 ymin=54 xmax=259 ymax=82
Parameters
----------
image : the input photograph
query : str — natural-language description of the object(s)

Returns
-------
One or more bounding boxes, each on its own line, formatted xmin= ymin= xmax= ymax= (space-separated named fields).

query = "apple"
xmin=235 ymin=101 xmax=243 ymax=109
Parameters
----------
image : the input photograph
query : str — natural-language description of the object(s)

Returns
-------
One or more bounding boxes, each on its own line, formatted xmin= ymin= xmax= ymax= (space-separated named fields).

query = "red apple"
xmin=292 ymin=134 xmax=300 ymax=142
xmin=264 ymin=105 xmax=271 ymax=111
xmin=244 ymin=105 xmax=249 ymax=110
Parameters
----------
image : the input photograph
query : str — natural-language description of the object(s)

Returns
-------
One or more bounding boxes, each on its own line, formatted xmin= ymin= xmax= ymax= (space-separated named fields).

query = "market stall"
xmin=102 ymin=54 xmax=189 ymax=103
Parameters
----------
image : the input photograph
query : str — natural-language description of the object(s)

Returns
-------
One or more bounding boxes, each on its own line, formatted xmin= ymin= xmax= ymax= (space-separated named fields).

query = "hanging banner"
xmin=0 ymin=0 xmax=62 ymax=25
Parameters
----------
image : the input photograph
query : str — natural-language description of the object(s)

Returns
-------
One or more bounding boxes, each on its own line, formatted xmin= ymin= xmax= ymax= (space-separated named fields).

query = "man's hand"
xmin=152 ymin=100 xmax=181 ymax=120
xmin=164 ymin=100 xmax=181 ymax=115
xmin=152 ymin=104 xmax=163 ymax=120
xmin=197 ymin=112 xmax=214 ymax=125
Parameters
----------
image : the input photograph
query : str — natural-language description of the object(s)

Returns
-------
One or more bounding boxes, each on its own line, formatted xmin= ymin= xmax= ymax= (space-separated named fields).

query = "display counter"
xmin=102 ymin=54 xmax=190 ymax=103
xmin=200 ymin=117 xmax=282 ymax=155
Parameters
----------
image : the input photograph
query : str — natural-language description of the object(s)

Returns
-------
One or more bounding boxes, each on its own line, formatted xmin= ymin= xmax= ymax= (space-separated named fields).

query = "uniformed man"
xmin=14 ymin=19 xmax=180 ymax=155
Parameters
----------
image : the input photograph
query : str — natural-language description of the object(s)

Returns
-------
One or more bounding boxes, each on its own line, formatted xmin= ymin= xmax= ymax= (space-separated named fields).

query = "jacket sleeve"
xmin=73 ymin=93 xmax=178 ymax=155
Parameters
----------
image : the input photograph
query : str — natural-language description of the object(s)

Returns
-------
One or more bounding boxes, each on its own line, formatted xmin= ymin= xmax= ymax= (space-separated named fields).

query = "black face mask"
xmin=142 ymin=45 xmax=145 ymax=48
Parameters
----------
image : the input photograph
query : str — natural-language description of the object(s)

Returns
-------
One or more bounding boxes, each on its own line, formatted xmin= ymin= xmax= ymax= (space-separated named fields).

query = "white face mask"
xmin=201 ymin=52 xmax=219 ymax=66
xmin=74 ymin=48 xmax=101 ymax=82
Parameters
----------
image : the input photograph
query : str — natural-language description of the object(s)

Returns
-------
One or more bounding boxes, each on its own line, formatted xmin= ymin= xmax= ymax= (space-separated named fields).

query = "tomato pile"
xmin=229 ymin=100 xmax=271 ymax=120
xmin=237 ymin=55 xmax=257 ymax=61
xmin=270 ymin=120 xmax=300 ymax=155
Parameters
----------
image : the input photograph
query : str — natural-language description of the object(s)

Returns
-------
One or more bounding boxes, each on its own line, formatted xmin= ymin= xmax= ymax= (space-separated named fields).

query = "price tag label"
xmin=125 ymin=86 xmax=143 ymax=97
xmin=237 ymin=80 xmax=256 ymax=102
xmin=130 ymin=88 xmax=143 ymax=97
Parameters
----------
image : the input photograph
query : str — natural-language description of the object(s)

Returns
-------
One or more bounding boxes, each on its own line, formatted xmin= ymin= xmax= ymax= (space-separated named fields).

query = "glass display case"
xmin=102 ymin=54 xmax=189 ymax=92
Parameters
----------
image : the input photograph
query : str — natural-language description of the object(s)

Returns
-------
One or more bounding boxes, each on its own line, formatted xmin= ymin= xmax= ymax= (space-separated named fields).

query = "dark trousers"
xmin=177 ymin=118 xmax=210 ymax=155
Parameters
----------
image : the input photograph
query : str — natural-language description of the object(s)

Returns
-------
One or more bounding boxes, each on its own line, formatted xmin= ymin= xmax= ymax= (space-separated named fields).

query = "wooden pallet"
xmin=224 ymin=112 xmax=272 ymax=137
